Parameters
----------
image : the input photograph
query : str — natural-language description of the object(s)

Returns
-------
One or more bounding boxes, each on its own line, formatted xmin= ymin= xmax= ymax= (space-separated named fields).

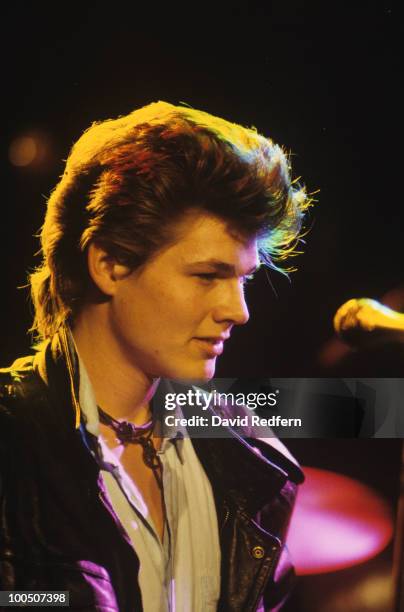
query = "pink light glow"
xmin=286 ymin=467 xmax=393 ymax=575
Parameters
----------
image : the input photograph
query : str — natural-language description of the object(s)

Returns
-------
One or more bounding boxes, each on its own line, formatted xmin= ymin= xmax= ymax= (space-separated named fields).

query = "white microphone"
xmin=334 ymin=298 xmax=404 ymax=347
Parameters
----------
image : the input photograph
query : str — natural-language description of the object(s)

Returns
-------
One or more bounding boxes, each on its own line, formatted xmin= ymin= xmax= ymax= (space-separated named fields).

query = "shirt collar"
xmin=67 ymin=328 xmax=185 ymax=462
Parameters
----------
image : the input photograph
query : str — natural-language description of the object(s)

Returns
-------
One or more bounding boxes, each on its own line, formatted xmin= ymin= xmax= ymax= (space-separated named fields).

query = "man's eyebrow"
xmin=185 ymin=259 xmax=260 ymax=275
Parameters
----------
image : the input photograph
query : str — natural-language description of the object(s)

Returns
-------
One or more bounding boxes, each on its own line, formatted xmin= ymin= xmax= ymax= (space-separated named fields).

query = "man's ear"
xmin=87 ymin=242 xmax=131 ymax=296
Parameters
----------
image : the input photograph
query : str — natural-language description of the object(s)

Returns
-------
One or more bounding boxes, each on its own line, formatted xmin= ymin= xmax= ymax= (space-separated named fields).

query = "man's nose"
xmin=213 ymin=281 xmax=250 ymax=326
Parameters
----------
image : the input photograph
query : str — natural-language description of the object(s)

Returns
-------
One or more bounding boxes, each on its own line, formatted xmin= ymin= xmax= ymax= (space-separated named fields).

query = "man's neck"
xmin=71 ymin=308 xmax=159 ymax=424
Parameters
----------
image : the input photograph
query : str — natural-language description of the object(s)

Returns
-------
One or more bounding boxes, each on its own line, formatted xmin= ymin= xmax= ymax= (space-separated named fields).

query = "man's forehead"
xmin=170 ymin=210 xmax=260 ymax=266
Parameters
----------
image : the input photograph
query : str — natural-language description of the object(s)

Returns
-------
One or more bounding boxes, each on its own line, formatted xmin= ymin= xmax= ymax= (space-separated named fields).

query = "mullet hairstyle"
xmin=30 ymin=101 xmax=312 ymax=340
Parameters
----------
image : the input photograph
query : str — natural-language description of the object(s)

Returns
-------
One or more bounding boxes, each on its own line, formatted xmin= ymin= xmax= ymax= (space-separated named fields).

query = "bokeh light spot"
xmin=287 ymin=467 xmax=394 ymax=575
xmin=9 ymin=136 xmax=38 ymax=167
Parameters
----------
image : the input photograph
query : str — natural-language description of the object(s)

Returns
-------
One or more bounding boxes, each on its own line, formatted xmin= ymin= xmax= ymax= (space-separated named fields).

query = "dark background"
xmin=2 ymin=3 xmax=402 ymax=374
xmin=2 ymin=5 xmax=402 ymax=610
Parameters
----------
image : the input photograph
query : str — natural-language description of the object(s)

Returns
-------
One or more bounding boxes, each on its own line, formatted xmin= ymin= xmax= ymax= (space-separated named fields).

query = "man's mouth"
xmin=193 ymin=337 xmax=227 ymax=357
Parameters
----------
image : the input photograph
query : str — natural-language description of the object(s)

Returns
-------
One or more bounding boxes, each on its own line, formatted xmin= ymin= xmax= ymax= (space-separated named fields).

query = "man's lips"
xmin=193 ymin=335 xmax=230 ymax=357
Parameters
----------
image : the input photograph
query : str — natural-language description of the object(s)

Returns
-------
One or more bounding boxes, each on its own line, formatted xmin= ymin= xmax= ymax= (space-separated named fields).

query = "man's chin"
xmin=194 ymin=359 xmax=216 ymax=381
xmin=165 ymin=359 xmax=216 ymax=382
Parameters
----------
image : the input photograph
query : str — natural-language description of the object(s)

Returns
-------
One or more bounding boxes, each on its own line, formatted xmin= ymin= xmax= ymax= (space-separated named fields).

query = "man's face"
xmin=108 ymin=210 xmax=259 ymax=380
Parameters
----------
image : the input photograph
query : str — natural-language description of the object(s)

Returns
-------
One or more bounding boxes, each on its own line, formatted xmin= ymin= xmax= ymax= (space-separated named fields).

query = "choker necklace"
xmin=97 ymin=406 xmax=162 ymax=488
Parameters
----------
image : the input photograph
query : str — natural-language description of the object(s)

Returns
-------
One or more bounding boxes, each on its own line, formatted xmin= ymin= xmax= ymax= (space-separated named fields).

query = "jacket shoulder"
xmin=0 ymin=354 xmax=34 ymax=383
xmin=0 ymin=355 xmax=37 ymax=411
xmin=211 ymin=395 xmax=304 ymax=484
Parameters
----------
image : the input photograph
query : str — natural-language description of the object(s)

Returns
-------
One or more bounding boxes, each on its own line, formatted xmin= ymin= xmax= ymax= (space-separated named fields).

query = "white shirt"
xmin=76 ymin=352 xmax=221 ymax=612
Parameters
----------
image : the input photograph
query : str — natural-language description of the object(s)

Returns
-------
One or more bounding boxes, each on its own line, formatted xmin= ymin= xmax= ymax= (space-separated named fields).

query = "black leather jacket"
xmin=0 ymin=332 xmax=303 ymax=611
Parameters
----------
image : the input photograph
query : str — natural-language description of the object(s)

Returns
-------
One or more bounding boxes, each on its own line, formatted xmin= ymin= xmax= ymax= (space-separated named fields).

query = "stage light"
xmin=287 ymin=467 xmax=393 ymax=575
xmin=8 ymin=131 xmax=54 ymax=171
xmin=9 ymin=135 xmax=38 ymax=167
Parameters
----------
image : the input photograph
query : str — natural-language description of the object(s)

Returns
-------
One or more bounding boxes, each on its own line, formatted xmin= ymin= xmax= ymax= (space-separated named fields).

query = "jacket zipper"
xmin=220 ymin=502 xmax=230 ymax=533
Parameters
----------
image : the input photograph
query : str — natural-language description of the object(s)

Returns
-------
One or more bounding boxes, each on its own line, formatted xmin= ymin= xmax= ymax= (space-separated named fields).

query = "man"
xmin=0 ymin=102 xmax=309 ymax=611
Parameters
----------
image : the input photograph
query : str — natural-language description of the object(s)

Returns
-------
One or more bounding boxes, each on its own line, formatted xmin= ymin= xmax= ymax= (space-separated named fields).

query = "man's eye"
xmin=195 ymin=273 xmax=217 ymax=281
